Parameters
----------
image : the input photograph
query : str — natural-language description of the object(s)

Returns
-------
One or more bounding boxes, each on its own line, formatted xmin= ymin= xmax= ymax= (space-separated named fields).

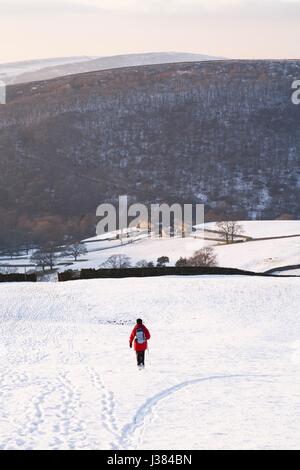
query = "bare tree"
xmin=216 ymin=221 xmax=244 ymax=244
xmin=101 ymin=254 xmax=132 ymax=269
xmin=30 ymin=244 xmax=58 ymax=272
xmin=44 ymin=244 xmax=58 ymax=271
xmin=135 ymin=259 xmax=149 ymax=268
xmin=0 ymin=266 xmax=17 ymax=274
xmin=31 ymin=250 xmax=50 ymax=272
xmin=64 ymin=243 xmax=88 ymax=261
xmin=187 ymin=247 xmax=217 ymax=267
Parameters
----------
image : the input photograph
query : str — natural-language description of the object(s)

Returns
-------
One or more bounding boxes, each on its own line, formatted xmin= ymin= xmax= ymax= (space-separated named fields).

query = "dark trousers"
xmin=136 ymin=350 xmax=145 ymax=366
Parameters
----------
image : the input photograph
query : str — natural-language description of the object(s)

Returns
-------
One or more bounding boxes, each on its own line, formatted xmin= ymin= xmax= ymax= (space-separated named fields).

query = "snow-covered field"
xmin=215 ymin=236 xmax=300 ymax=272
xmin=70 ymin=234 xmax=300 ymax=273
xmin=1 ymin=220 xmax=299 ymax=274
xmin=64 ymin=237 xmax=212 ymax=271
xmin=273 ymin=269 xmax=300 ymax=276
xmin=77 ymin=220 xmax=300 ymax=273
xmin=0 ymin=276 xmax=299 ymax=450
xmin=196 ymin=220 xmax=300 ymax=238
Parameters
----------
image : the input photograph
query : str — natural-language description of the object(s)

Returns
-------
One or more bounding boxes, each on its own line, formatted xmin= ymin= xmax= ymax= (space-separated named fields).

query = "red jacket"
xmin=129 ymin=324 xmax=151 ymax=352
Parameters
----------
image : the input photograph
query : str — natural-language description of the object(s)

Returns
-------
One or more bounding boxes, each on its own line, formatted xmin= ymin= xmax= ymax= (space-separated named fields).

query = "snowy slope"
xmin=0 ymin=276 xmax=299 ymax=450
xmin=72 ymin=226 xmax=300 ymax=273
xmin=215 ymin=236 xmax=300 ymax=272
xmin=0 ymin=57 xmax=95 ymax=84
xmin=274 ymin=269 xmax=300 ymax=275
xmin=63 ymin=237 xmax=211 ymax=271
xmin=196 ymin=220 xmax=300 ymax=239
xmin=1 ymin=221 xmax=299 ymax=274
xmin=76 ymin=220 xmax=300 ymax=272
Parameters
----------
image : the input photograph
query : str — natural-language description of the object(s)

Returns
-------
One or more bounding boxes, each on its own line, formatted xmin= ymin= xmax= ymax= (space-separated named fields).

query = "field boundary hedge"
xmin=58 ymin=266 xmax=273 ymax=282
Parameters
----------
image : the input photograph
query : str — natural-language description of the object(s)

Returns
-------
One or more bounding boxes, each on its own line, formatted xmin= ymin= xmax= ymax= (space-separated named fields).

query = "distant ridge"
xmin=4 ymin=52 xmax=226 ymax=84
xmin=0 ymin=56 xmax=96 ymax=84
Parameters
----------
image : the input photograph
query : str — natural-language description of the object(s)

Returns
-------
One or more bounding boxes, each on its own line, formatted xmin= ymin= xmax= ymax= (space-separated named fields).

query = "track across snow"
xmin=0 ymin=276 xmax=299 ymax=449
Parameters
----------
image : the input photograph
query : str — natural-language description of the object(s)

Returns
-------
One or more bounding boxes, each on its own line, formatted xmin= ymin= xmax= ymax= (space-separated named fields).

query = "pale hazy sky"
xmin=1 ymin=0 xmax=300 ymax=63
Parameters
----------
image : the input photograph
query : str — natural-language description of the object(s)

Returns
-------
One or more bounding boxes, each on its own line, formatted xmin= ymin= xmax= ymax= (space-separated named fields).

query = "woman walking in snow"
xmin=129 ymin=318 xmax=151 ymax=369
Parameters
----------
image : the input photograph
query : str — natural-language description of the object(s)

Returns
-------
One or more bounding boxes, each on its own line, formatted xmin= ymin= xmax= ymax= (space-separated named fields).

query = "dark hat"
xmin=136 ymin=318 xmax=143 ymax=324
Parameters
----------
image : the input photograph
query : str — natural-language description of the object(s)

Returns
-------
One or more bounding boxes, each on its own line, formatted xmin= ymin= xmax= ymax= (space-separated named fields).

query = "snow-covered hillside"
xmin=0 ymin=276 xmax=299 ymax=450
xmin=215 ymin=236 xmax=300 ymax=272
xmin=0 ymin=57 xmax=95 ymax=84
xmin=77 ymin=232 xmax=300 ymax=274
xmin=1 ymin=221 xmax=299 ymax=275
xmin=63 ymin=220 xmax=300 ymax=273
xmin=69 ymin=236 xmax=213 ymax=271
xmin=196 ymin=220 xmax=300 ymax=239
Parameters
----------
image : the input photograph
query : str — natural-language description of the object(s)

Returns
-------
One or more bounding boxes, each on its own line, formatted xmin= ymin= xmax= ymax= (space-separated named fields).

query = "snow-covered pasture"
xmin=0 ymin=275 xmax=299 ymax=450
xmin=1 ymin=220 xmax=299 ymax=275
xmin=196 ymin=220 xmax=300 ymax=239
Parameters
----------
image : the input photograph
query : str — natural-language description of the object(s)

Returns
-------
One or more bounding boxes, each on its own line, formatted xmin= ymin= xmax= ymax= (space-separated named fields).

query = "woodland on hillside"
xmin=0 ymin=60 xmax=299 ymax=249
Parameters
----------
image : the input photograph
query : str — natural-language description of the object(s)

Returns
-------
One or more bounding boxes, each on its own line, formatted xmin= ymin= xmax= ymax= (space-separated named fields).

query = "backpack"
xmin=135 ymin=327 xmax=145 ymax=344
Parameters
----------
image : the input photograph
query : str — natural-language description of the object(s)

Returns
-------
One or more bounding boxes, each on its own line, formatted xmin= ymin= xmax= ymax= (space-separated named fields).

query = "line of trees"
xmin=99 ymin=248 xmax=217 ymax=270
xmin=25 ymin=242 xmax=218 ymax=273
xmin=30 ymin=242 xmax=88 ymax=272
xmin=100 ymin=254 xmax=164 ymax=269
xmin=175 ymin=247 xmax=217 ymax=267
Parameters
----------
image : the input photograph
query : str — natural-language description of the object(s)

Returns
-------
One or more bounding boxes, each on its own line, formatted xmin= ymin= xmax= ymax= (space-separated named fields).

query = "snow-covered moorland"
xmin=0 ymin=275 xmax=299 ymax=450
